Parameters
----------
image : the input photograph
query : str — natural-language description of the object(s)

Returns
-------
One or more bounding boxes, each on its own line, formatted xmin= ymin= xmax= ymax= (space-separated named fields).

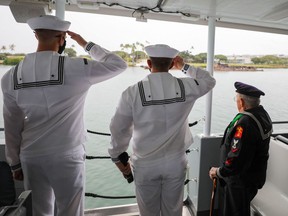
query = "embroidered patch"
xmin=231 ymin=139 xmax=239 ymax=153
xmin=234 ymin=126 xmax=243 ymax=139
xmin=225 ymin=158 xmax=233 ymax=166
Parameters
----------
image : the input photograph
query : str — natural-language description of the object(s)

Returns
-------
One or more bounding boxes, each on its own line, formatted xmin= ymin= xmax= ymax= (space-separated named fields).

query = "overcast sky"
xmin=1 ymin=5 xmax=288 ymax=56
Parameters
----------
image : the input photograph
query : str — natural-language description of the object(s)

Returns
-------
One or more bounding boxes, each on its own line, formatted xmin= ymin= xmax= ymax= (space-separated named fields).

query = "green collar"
xmin=228 ymin=113 xmax=243 ymax=130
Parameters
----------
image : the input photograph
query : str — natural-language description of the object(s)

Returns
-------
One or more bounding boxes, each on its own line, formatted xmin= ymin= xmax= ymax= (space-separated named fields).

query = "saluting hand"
xmin=173 ymin=56 xmax=185 ymax=70
xmin=67 ymin=31 xmax=88 ymax=48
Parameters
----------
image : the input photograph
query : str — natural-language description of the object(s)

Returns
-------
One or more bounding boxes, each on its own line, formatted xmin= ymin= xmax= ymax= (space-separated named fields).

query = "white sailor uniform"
xmin=108 ymin=65 xmax=216 ymax=216
xmin=1 ymin=42 xmax=127 ymax=216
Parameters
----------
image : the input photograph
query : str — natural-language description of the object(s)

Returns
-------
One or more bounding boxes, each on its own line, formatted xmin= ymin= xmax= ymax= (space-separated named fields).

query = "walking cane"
xmin=209 ymin=177 xmax=217 ymax=216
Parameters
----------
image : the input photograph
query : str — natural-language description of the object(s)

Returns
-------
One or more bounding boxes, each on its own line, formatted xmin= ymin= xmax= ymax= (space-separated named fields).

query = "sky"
xmin=1 ymin=5 xmax=288 ymax=56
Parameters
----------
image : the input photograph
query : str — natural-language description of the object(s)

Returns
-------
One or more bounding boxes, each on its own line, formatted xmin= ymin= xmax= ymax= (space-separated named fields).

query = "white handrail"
xmin=204 ymin=16 xmax=216 ymax=137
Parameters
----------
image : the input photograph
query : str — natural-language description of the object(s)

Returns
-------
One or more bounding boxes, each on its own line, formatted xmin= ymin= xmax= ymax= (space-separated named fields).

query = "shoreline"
xmin=1 ymin=62 xmax=287 ymax=72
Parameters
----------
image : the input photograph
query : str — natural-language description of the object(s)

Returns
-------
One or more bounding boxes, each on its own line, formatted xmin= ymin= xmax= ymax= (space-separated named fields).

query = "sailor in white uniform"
xmin=1 ymin=15 xmax=127 ymax=216
xmin=108 ymin=44 xmax=216 ymax=216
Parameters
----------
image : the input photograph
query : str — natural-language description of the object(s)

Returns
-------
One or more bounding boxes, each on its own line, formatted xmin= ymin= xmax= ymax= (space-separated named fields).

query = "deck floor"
xmin=84 ymin=204 xmax=263 ymax=216
xmin=84 ymin=204 xmax=192 ymax=216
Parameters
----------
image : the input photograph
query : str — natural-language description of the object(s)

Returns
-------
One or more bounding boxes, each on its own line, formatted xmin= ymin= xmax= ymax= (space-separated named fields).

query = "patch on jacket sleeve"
xmin=231 ymin=139 xmax=239 ymax=153
xmin=225 ymin=158 xmax=233 ymax=166
xmin=234 ymin=126 xmax=243 ymax=139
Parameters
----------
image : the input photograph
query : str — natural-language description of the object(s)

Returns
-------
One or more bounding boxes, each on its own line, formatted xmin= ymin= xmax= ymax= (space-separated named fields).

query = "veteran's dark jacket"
xmin=219 ymin=105 xmax=273 ymax=189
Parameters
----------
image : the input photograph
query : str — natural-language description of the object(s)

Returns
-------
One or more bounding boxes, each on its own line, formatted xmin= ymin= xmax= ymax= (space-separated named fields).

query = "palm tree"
xmin=1 ymin=45 xmax=7 ymax=53
xmin=9 ymin=44 xmax=16 ymax=54
xmin=120 ymin=42 xmax=145 ymax=64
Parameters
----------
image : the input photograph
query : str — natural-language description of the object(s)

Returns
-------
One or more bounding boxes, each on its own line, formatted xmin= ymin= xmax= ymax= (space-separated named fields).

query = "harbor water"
xmin=0 ymin=65 xmax=287 ymax=209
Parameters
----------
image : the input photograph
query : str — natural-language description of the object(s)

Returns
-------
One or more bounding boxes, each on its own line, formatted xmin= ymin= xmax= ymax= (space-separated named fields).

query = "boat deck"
xmin=84 ymin=203 xmax=192 ymax=216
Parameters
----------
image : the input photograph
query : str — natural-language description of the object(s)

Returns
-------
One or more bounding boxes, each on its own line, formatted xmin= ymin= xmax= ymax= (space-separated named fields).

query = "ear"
xmin=60 ymin=37 xmax=65 ymax=46
xmin=240 ymin=97 xmax=245 ymax=108
xmin=169 ymin=61 xmax=174 ymax=70
xmin=147 ymin=59 xmax=152 ymax=69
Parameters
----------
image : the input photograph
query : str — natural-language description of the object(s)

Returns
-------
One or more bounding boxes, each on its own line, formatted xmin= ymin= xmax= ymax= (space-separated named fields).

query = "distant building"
xmin=227 ymin=55 xmax=254 ymax=64
xmin=226 ymin=54 xmax=288 ymax=64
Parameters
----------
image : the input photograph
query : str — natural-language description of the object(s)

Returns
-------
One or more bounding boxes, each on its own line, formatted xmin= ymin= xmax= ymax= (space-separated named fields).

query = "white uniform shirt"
xmin=1 ymin=42 xmax=127 ymax=168
xmin=109 ymin=66 xmax=216 ymax=166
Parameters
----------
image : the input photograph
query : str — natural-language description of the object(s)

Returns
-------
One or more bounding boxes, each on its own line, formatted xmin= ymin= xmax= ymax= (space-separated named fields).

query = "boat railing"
xmin=1 ymin=119 xmax=288 ymax=203
xmin=0 ymin=119 xmax=202 ymax=203
xmin=271 ymin=121 xmax=288 ymax=124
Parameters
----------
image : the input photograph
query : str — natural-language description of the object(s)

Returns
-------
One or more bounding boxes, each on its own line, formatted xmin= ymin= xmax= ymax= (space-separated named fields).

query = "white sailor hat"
xmin=27 ymin=15 xmax=71 ymax=31
xmin=144 ymin=44 xmax=179 ymax=58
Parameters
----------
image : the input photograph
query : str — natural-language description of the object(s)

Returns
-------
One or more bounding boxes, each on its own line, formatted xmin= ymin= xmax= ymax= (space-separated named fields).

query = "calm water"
xmin=0 ymin=65 xmax=288 ymax=209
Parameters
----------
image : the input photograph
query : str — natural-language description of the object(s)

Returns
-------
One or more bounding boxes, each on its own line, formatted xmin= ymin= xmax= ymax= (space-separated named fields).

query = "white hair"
xmin=238 ymin=93 xmax=260 ymax=108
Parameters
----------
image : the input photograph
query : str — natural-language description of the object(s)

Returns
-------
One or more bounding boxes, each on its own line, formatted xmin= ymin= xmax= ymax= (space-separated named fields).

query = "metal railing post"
xmin=204 ymin=16 xmax=216 ymax=136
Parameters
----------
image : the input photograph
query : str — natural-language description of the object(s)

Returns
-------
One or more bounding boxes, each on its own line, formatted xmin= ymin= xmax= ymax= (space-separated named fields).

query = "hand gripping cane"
xmin=209 ymin=177 xmax=217 ymax=216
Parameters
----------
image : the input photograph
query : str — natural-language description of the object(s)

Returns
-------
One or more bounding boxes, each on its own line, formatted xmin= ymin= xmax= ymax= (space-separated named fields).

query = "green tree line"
xmin=251 ymin=55 xmax=288 ymax=65
xmin=1 ymin=42 xmax=288 ymax=66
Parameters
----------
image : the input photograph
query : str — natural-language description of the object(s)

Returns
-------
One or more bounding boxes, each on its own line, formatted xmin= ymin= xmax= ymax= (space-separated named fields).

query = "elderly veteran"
xmin=108 ymin=44 xmax=216 ymax=216
xmin=209 ymin=82 xmax=273 ymax=216
xmin=1 ymin=15 xmax=127 ymax=216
